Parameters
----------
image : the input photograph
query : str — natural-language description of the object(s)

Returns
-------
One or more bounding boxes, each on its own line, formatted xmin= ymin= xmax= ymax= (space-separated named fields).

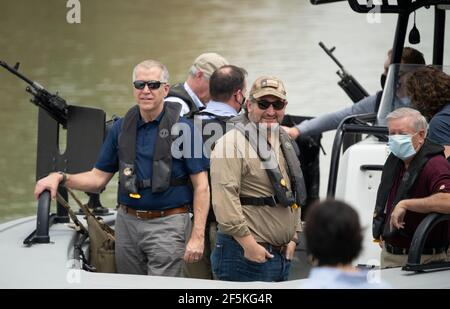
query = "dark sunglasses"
xmin=133 ymin=80 xmax=166 ymax=90
xmin=256 ymin=100 xmax=286 ymax=110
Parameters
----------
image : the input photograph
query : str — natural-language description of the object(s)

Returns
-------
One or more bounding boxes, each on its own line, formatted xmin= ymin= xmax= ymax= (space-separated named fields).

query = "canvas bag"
xmin=61 ymin=190 xmax=117 ymax=273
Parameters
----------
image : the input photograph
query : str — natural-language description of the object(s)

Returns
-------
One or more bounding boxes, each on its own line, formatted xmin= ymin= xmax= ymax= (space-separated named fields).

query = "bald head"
xmin=210 ymin=65 xmax=247 ymax=102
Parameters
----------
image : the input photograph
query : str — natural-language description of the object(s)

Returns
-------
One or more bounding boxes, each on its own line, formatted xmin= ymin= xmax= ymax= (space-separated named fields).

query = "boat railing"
xmin=346 ymin=0 xmax=450 ymax=14
xmin=327 ymin=113 xmax=388 ymax=197
xmin=403 ymin=213 xmax=450 ymax=272
xmin=23 ymin=190 xmax=53 ymax=245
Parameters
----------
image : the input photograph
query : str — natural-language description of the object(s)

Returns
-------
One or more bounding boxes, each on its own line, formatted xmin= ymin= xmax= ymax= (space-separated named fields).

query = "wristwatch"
xmin=57 ymin=171 xmax=67 ymax=187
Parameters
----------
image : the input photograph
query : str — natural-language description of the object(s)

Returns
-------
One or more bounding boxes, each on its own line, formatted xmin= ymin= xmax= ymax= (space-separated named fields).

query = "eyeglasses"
xmin=256 ymin=100 xmax=286 ymax=111
xmin=133 ymin=80 xmax=166 ymax=90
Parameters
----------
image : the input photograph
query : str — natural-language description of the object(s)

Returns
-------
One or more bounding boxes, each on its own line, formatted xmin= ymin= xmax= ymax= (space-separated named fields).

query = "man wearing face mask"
xmin=283 ymin=47 xmax=425 ymax=139
xmin=184 ymin=65 xmax=247 ymax=279
xmin=373 ymin=108 xmax=450 ymax=268
xmin=192 ymin=65 xmax=248 ymax=157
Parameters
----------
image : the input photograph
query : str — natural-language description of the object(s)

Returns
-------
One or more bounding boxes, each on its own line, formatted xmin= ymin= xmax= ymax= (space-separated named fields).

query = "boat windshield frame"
xmin=376 ymin=64 xmax=450 ymax=126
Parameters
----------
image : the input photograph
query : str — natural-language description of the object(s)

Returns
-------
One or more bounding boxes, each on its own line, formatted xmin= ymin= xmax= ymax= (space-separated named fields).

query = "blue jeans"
xmin=211 ymin=232 xmax=291 ymax=282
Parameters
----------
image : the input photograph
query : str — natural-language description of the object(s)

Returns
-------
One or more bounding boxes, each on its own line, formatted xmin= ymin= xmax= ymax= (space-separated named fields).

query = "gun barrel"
xmin=0 ymin=60 xmax=36 ymax=87
xmin=319 ymin=41 xmax=345 ymax=71
xmin=318 ymin=43 xmax=369 ymax=103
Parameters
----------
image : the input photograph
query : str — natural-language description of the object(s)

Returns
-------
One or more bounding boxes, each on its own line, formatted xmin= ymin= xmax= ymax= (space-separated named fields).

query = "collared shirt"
xmin=301 ymin=267 xmax=391 ymax=289
xmin=184 ymin=82 xmax=205 ymax=110
xmin=210 ymin=127 xmax=301 ymax=246
xmin=95 ymin=108 xmax=209 ymax=210
xmin=165 ymin=82 xmax=205 ymax=116
xmin=197 ymin=100 xmax=238 ymax=120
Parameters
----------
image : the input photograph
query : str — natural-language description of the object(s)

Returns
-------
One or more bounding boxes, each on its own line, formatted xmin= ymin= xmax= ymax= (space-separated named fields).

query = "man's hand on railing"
xmin=34 ymin=172 xmax=64 ymax=200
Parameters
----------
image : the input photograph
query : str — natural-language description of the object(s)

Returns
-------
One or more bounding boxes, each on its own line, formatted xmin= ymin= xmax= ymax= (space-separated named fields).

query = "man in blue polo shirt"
xmin=34 ymin=59 xmax=210 ymax=277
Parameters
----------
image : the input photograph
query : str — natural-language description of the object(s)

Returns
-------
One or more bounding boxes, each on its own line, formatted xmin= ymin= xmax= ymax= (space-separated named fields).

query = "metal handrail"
xmin=347 ymin=0 xmax=450 ymax=14
xmin=327 ymin=113 xmax=388 ymax=197
xmin=23 ymin=190 xmax=52 ymax=245
xmin=403 ymin=213 xmax=450 ymax=272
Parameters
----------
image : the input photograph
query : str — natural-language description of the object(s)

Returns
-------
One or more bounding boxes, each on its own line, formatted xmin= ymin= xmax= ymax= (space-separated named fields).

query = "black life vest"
xmin=118 ymin=102 xmax=188 ymax=197
xmin=191 ymin=110 xmax=234 ymax=158
xmin=372 ymin=139 xmax=445 ymax=240
xmin=231 ymin=114 xmax=307 ymax=208
xmin=166 ymin=83 xmax=198 ymax=113
xmin=188 ymin=110 xmax=234 ymax=223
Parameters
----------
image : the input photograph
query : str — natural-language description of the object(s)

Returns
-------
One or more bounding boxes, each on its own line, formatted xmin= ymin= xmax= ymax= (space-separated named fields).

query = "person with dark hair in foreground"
xmin=302 ymin=199 xmax=390 ymax=288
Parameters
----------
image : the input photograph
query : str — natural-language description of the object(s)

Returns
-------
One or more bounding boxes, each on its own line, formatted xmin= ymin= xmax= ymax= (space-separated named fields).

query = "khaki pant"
xmin=115 ymin=208 xmax=191 ymax=276
xmin=183 ymin=221 xmax=218 ymax=279
xmin=381 ymin=247 xmax=447 ymax=269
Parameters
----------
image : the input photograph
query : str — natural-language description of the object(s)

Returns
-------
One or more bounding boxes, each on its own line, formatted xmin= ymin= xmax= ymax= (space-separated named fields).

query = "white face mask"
xmin=388 ymin=134 xmax=416 ymax=160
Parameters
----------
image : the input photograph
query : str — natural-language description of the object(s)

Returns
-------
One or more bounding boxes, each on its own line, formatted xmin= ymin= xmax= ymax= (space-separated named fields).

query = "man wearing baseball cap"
xmin=165 ymin=52 xmax=229 ymax=116
xmin=209 ymin=76 xmax=307 ymax=282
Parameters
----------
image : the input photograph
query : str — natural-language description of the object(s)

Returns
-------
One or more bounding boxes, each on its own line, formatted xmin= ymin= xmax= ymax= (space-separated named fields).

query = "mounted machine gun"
xmin=1 ymin=60 xmax=109 ymax=244
xmin=0 ymin=60 xmax=69 ymax=127
xmin=319 ymin=41 xmax=369 ymax=103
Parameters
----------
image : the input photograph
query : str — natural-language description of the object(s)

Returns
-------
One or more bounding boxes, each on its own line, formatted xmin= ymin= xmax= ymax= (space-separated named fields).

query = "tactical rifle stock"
xmin=0 ymin=60 xmax=68 ymax=127
xmin=319 ymin=42 xmax=369 ymax=103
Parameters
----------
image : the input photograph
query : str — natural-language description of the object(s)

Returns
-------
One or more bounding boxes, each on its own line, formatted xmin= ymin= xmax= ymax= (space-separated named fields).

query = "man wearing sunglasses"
xmin=209 ymin=76 xmax=307 ymax=282
xmin=34 ymin=60 xmax=210 ymax=277
xmin=165 ymin=52 xmax=229 ymax=116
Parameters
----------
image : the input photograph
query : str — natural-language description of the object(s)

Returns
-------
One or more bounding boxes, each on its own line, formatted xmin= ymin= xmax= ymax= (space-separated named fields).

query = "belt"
xmin=385 ymin=243 xmax=448 ymax=255
xmin=240 ymin=196 xmax=278 ymax=207
xmin=120 ymin=204 xmax=189 ymax=220
xmin=258 ymin=242 xmax=287 ymax=253
xmin=136 ymin=177 xmax=189 ymax=189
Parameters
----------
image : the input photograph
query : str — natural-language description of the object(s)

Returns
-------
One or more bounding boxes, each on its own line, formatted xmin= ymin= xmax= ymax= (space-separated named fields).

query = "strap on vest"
xmin=234 ymin=119 xmax=301 ymax=208
xmin=240 ymin=196 xmax=278 ymax=207
xmin=151 ymin=102 xmax=182 ymax=193
xmin=195 ymin=110 xmax=233 ymax=123
xmin=137 ymin=177 xmax=189 ymax=189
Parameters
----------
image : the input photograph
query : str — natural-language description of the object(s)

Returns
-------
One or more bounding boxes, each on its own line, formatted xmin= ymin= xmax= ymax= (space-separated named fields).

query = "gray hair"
xmin=386 ymin=107 xmax=428 ymax=134
xmin=132 ymin=60 xmax=169 ymax=83
xmin=188 ymin=65 xmax=210 ymax=79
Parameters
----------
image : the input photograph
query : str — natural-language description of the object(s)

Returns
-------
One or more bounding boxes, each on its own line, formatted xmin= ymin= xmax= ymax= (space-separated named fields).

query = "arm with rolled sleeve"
xmin=296 ymin=94 xmax=377 ymax=136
